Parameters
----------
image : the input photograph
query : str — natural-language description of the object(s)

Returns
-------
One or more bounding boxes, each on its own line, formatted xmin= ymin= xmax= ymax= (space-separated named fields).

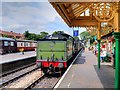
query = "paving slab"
xmin=58 ymin=51 xmax=114 ymax=88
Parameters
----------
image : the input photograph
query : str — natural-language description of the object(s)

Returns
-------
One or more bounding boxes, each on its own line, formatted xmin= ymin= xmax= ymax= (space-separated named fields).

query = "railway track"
xmin=0 ymin=63 xmax=36 ymax=78
xmin=0 ymin=63 xmax=38 ymax=89
xmin=25 ymin=75 xmax=60 ymax=90
xmin=2 ymin=70 xmax=60 ymax=89
xmin=23 ymin=50 xmax=82 ymax=89
xmin=1 ymin=49 xmax=82 ymax=89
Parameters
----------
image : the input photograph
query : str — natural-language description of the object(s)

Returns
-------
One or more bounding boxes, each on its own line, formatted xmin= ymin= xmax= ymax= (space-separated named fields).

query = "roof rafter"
xmin=73 ymin=3 xmax=93 ymax=19
xmin=50 ymin=2 xmax=71 ymax=26
xmin=58 ymin=4 xmax=71 ymax=22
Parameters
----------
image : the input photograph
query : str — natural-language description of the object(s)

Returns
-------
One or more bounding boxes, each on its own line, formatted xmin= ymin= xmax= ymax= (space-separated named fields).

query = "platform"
xmin=0 ymin=51 xmax=36 ymax=64
xmin=57 ymin=51 xmax=114 ymax=88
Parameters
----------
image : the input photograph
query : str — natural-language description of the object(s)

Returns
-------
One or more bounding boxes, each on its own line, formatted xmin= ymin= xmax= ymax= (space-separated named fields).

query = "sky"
xmin=1 ymin=0 xmax=86 ymax=37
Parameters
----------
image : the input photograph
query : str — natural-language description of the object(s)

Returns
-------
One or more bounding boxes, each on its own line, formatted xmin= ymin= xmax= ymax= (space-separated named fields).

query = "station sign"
xmin=73 ymin=30 xmax=79 ymax=36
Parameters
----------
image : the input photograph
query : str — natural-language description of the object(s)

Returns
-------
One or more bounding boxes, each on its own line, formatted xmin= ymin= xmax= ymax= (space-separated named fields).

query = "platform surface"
xmin=58 ymin=51 xmax=114 ymax=88
xmin=0 ymin=51 xmax=36 ymax=64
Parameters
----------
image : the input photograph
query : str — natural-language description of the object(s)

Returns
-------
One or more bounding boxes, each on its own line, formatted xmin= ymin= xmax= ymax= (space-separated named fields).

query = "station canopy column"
xmin=113 ymin=2 xmax=120 ymax=89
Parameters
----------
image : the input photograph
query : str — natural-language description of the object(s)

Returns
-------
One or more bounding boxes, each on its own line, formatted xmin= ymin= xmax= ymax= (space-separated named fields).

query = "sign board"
xmin=73 ymin=30 xmax=79 ymax=36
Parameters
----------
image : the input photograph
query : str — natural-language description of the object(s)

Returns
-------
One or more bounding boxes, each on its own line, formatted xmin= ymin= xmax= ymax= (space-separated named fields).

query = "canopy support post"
xmin=114 ymin=2 xmax=120 ymax=89
xmin=97 ymin=22 xmax=101 ymax=69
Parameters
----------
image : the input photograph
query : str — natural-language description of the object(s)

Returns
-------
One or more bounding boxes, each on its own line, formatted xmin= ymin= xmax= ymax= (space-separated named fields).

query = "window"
xmin=10 ymin=42 xmax=14 ymax=46
xmin=30 ymin=42 xmax=32 ymax=47
xmin=4 ymin=41 xmax=8 ymax=46
xmin=25 ymin=42 xmax=28 ymax=47
xmin=21 ymin=43 xmax=23 ymax=46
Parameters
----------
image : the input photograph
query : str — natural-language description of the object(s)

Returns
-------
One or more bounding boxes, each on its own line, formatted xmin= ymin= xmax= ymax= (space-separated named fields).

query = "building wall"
xmin=0 ymin=30 xmax=24 ymax=39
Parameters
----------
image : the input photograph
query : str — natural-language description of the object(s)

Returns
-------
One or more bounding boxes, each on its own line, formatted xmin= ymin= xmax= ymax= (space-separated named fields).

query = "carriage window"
xmin=21 ymin=43 xmax=23 ymax=46
xmin=30 ymin=42 xmax=32 ymax=47
xmin=4 ymin=41 xmax=8 ymax=46
xmin=24 ymin=42 xmax=27 ymax=46
xmin=10 ymin=42 xmax=14 ymax=46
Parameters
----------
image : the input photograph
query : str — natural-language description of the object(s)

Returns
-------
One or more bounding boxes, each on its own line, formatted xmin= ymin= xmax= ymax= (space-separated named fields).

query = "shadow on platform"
xmin=94 ymin=65 xmax=114 ymax=88
xmin=73 ymin=56 xmax=86 ymax=64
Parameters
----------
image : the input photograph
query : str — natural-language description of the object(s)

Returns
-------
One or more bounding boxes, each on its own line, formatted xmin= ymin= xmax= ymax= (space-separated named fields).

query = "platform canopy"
xmin=49 ymin=0 xmax=120 ymax=36
xmin=50 ymin=1 xmax=119 ymax=27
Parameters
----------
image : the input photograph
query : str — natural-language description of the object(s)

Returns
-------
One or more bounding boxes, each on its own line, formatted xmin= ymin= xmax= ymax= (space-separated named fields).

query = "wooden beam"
xmin=59 ymin=4 xmax=71 ymax=22
xmin=73 ymin=3 xmax=93 ymax=18
xmin=68 ymin=4 xmax=75 ymax=20
xmin=114 ymin=2 xmax=120 ymax=32
xmin=74 ymin=16 xmax=96 ymax=20
xmin=72 ymin=3 xmax=90 ymax=12
xmin=49 ymin=0 xmax=116 ymax=2
xmin=97 ymin=22 xmax=101 ymax=40
xmin=70 ymin=20 xmax=98 ymax=27
xmin=50 ymin=2 xmax=71 ymax=26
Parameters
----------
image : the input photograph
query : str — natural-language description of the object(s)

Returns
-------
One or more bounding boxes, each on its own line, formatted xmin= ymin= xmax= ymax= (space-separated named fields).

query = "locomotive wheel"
xmin=43 ymin=68 xmax=49 ymax=75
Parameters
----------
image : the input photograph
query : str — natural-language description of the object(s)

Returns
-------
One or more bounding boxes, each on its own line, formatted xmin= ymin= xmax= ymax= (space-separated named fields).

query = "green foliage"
xmin=24 ymin=31 xmax=30 ymax=38
xmin=24 ymin=31 xmax=49 ymax=40
xmin=52 ymin=31 xmax=64 ymax=35
xmin=80 ymin=31 xmax=94 ymax=44
xmin=80 ymin=31 xmax=91 ymax=40
xmin=3 ymin=35 xmax=8 ymax=38
xmin=73 ymin=36 xmax=79 ymax=40
xmin=40 ymin=32 xmax=48 ymax=35
xmin=40 ymin=32 xmax=49 ymax=39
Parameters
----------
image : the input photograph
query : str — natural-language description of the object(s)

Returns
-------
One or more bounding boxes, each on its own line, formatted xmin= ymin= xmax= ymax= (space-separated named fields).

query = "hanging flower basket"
xmin=101 ymin=39 xmax=107 ymax=43
xmin=93 ymin=41 xmax=97 ymax=45
xmin=110 ymin=36 xmax=115 ymax=42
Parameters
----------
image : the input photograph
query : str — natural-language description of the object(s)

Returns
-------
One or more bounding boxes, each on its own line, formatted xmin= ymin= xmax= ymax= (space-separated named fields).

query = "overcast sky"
xmin=1 ymin=0 xmax=86 ymax=36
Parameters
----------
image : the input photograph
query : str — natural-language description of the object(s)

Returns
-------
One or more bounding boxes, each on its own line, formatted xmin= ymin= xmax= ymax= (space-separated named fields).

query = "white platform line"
xmin=54 ymin=49 xmax=83 ymax=89
xmin=67 ymin=83 xmax=71 ymax=88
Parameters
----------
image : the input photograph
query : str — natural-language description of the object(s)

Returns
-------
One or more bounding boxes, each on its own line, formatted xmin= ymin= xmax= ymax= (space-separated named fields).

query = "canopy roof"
xmin=49 ymin=1 xmax=119 ymax=36
xmin=50 ymin=2 xmax=98 ymax=27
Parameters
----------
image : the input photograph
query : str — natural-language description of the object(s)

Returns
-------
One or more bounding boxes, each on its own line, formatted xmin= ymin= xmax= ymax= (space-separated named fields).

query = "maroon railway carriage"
xmin=16 ymin=39 xmax=37 ymax=51
xmin=0 ymin=37 xmax=17 ymax=54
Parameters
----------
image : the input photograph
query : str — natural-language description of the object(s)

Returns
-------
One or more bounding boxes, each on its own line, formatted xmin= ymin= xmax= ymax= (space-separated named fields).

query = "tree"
xmin=40 ymin=32 xmax=49 ymax=39
xmin=24 ymin=31 xmax=30 ymax=39
xmin=73 ymin=36 xmax=79 ymax=40
xmin=36 ymin=34 xmax=42 ymax=40
xmin=28 ymin=33 xmax=37 ymax=40
xmin=3 ymin=35 xmax=8 ymax=38
xmin=80 ymin=31 xmax=94 ymax=44
xmin=52 ymin=31 xmax=64 ymax=35
xmin=80 ymin=31 xmax=92 ymax=40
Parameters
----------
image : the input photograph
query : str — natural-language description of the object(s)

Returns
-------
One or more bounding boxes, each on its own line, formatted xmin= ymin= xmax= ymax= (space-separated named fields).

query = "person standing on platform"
xmin=19 ymin=48 xmax=24 ymax=55
xmin=100 ymin=49 xmax=107 ymax=62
